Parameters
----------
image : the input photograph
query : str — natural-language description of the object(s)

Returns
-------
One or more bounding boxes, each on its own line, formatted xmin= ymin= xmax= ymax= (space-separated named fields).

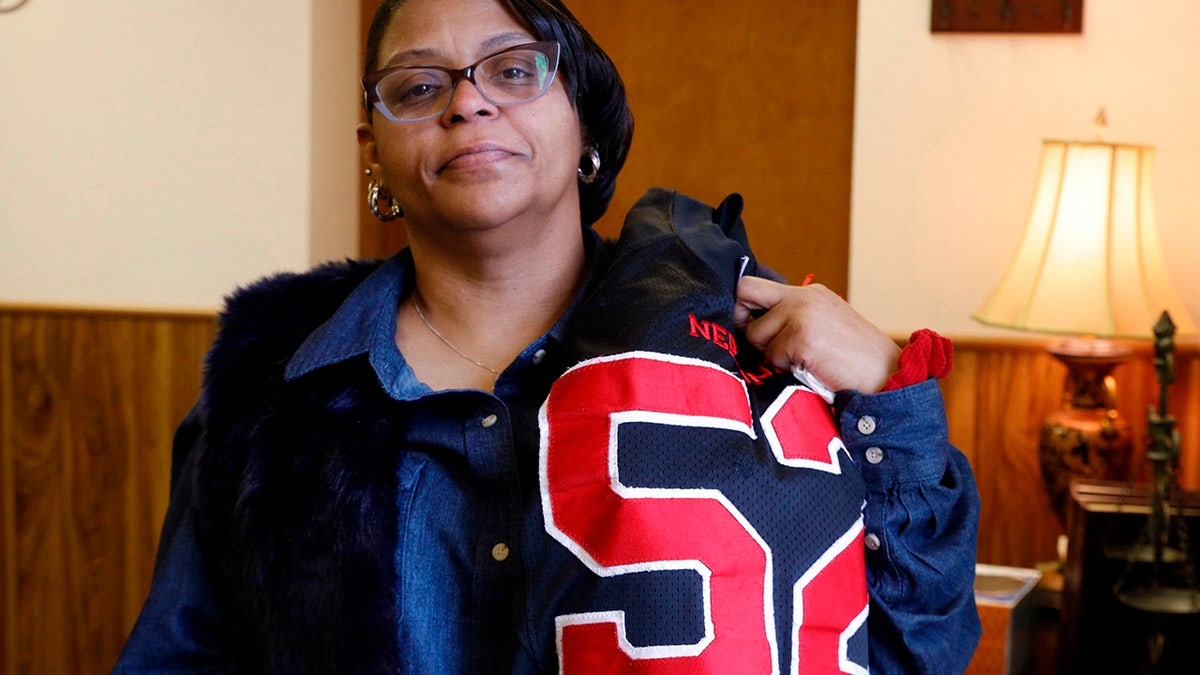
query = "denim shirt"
xmin=115 ymin=236 xmax=980 ymax=673
xmin=285 ymin=250 xmax=584 ymax=672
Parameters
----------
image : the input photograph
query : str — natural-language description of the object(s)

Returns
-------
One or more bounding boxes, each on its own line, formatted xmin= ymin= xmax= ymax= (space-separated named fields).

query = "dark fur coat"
xmin=192 ymin=257 xmax=407 ymax=673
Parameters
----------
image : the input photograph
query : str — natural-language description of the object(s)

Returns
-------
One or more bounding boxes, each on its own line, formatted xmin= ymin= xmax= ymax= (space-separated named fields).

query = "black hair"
xmin=363 ymin=0 xmax=634 ymax=226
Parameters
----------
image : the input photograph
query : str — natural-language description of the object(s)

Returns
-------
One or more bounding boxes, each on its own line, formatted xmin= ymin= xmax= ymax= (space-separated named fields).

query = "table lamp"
xmin=973 ymin=136 xmax=1197 ymax=524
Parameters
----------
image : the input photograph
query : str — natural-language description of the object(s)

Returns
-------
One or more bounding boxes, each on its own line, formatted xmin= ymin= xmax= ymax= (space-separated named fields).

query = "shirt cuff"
xmin=836 ymin=378 xmax=950 ymax=488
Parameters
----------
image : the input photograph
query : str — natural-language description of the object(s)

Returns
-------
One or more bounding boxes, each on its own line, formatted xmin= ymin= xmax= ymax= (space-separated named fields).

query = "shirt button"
xmin=481 ymin=414 xmax=498 ymax=428
xmin=865 ymin=447 xmax=885 ymax=464
xmin=865 ymin=533 xmax=882 ymax=551
xmin=532 ymin=349 xmax=547 ymax=365
xmin=857 ymin=416 xmax=877 ymax=435
xmin=492 ymin=542 xmax=511 ymax=562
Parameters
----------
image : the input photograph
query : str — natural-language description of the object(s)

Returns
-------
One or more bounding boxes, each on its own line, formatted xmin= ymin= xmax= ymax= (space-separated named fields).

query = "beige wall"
xmin=0 ymin=1 xmax=359 ymax=310
xmin=852 ymin=0 xmax=1200 ymax=339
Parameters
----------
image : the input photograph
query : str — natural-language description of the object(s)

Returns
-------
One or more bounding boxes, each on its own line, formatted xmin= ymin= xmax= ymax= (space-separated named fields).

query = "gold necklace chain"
xmin=412 ymin=295 xmax=500 ymax=376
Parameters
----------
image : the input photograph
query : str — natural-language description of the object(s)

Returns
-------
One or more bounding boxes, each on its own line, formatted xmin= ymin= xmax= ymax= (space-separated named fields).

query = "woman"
xmin=115 ymin=0 xmax=980 ymax=672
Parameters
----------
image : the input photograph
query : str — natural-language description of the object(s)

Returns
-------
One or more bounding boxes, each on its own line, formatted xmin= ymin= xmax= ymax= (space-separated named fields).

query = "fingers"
xmin=734 ymin=276 xmax=786 ymax=318
xmin=734 ymin=276 xmax=901 ymax=393
xmin=736 ymin=276 xmax=823 ymax=367
xmin=734 ymin=276 xmax=808 ymax=329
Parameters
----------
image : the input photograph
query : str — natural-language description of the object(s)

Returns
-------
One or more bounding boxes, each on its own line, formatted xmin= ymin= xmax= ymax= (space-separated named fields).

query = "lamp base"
xmin=1041 ymin=408 xmax=1132 ymax=523
xmin=1040 ymin=340 xmax=1134 ymax=525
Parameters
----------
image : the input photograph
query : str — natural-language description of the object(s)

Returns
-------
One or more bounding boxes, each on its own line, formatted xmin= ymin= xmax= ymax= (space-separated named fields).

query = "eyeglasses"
xmin=363 ymin=41 xmax=561 ymax=123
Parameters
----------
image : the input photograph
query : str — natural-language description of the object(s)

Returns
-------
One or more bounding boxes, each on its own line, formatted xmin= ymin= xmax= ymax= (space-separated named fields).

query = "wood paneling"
xmin=357 ymin=0 xmax=858 ymax=296
xmin=571 ymin=0 xmax=857 ymax=294
xmin=943 ymin=336 xmax=1200 ymax=569
xmin=0 ymin=305 xmax=214 ymax=675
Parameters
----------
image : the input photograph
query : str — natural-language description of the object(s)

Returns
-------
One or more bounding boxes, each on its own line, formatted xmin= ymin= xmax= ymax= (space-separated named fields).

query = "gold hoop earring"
xmin=578 ymin=148 xmax=600 ymax=185
xmin=367 ymin=179 xmax=402 ymax=221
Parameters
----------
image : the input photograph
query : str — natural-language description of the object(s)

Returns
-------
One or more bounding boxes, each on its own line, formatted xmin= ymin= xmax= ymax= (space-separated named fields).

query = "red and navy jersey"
xmin=519 ymin=189 xmax=870 ymax=674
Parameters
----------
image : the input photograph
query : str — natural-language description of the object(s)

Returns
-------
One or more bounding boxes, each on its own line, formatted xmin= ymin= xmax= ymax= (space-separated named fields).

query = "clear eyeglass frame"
xmin=362 ymin=41 xmax=561 ymax=123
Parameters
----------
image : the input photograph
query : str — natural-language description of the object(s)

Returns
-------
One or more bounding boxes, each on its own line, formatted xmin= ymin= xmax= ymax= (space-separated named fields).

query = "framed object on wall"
xmin=931 ymin=0 xmax=1083 ymax=33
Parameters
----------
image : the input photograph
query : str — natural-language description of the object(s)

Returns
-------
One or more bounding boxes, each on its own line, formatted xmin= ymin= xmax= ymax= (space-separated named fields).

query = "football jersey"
xmin=519 ymin=188 xmax=870 ymax=674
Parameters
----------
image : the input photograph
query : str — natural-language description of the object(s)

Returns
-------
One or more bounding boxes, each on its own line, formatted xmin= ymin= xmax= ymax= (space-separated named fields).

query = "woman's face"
xmin=359 ymin=0 xmax=585 ymax=233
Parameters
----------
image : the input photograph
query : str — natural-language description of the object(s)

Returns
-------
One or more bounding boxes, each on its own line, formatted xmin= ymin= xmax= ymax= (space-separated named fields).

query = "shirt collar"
xmin=284 ymin=228 xmax=605 ymax=400
xmin=284 ymin=248 xmax=418 ymax=394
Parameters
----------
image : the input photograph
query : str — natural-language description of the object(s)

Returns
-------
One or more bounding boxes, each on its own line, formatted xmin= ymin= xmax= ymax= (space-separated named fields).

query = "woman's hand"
xmin=734 ymin=276 xmax=901 ymax=394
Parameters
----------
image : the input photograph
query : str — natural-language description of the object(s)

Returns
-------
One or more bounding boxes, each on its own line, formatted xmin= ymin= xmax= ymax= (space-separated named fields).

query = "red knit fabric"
xmin=883 ymin=329 xmax=953 ymax=392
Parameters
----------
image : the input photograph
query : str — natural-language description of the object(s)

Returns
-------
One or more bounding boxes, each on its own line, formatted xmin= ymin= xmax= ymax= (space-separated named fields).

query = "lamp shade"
xmin=975 ymin=140 xmax=1197 ymax=338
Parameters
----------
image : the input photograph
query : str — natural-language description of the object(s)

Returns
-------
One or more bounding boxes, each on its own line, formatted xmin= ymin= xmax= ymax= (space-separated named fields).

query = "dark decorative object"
xmin=1110 ymin=312 xmax=1200 ymax=672
xmin=1059 ymin=312 xmax=1200 ymax=674
xmin=932 ymin=0 xmax=1083 ymax=33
